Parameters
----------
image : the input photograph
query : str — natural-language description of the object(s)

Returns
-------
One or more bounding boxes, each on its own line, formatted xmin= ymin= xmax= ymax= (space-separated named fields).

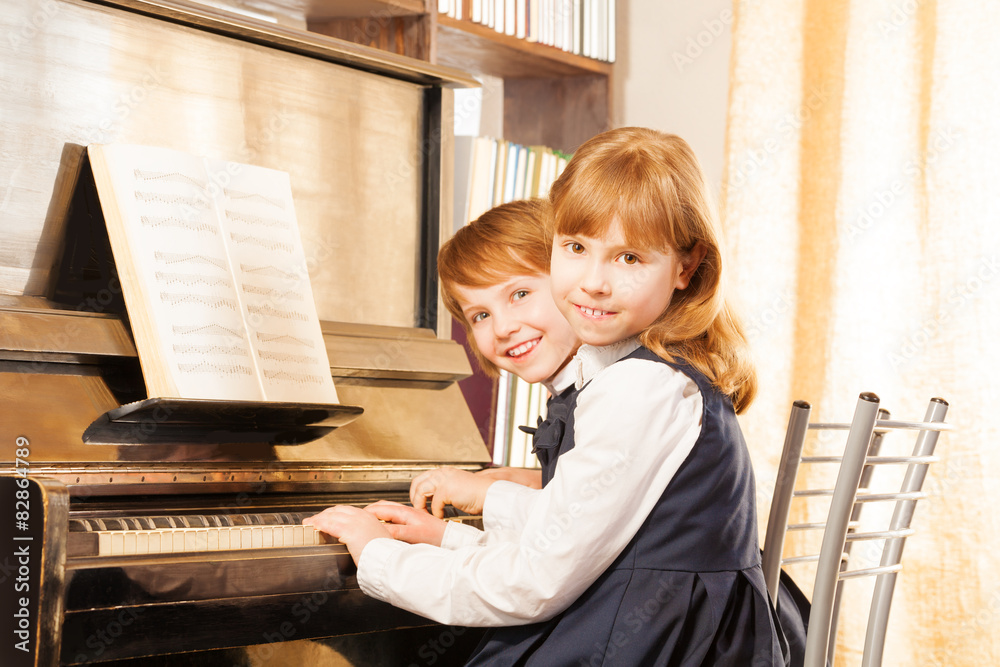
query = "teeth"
xmin=507 ymin=339 xmax=539 ymax=357
xmin=579 ymin=306 xmax=611 ymax=317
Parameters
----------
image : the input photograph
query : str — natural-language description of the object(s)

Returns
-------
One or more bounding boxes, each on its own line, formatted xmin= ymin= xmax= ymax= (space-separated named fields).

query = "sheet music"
xmin=218 ymin=162 xmax=338 ymax=404
xmin=89 ymin=144 xmax=337 ymax=404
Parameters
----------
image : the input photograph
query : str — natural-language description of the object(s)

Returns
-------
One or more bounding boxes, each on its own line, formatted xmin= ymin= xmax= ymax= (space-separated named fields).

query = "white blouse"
xmin=356 ymin=340 xmax=703 ymax=626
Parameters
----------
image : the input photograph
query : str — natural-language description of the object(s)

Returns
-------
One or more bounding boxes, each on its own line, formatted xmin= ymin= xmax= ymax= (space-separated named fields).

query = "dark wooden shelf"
xmin=305 ymin=0 xmax=428 ymax=20
xmin=434 ymin=14 xmax=612 ymax=78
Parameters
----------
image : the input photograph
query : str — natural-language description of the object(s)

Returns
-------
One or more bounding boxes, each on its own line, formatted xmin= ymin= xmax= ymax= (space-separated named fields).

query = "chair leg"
xmin=804 ymin=393 xmax=880 ymax=667
xmin=827 ymin=409 xmax=889 ymax=665
xmin=763 ymin=400 xmax=812 ymax=602
xmin=861 ymin=398 xmax=948 ymax=667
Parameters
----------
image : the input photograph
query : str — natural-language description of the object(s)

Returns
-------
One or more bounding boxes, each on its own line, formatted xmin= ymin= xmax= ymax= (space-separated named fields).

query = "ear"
xmin=675 ymin=242 xmax=708 ymax=290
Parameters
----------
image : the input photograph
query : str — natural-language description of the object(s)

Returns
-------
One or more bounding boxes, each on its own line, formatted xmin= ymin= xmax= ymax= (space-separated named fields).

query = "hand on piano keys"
xmin=303 ymin=505 xmax=393 ymax=565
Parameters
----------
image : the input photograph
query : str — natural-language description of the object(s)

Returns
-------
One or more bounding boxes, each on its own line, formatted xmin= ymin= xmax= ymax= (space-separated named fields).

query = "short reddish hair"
xmin=439 ymin=198 xmax=553 ymax=376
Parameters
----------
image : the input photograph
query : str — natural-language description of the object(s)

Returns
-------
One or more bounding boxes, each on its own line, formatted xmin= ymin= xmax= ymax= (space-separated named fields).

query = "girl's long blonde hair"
xmin=550 ymin=127 xmax=757 ymax=413
xmin=438 ymin=198 xmax=554 ymax=377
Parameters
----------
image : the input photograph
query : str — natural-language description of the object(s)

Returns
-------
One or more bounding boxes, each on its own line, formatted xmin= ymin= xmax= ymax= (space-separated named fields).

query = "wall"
xmin=614 ymin=0 xmax=733 ymax=194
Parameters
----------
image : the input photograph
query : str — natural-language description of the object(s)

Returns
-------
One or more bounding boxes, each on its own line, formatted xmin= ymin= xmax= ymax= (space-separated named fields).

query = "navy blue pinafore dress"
xmin=465 ymin=348 xmax=787 ymax=666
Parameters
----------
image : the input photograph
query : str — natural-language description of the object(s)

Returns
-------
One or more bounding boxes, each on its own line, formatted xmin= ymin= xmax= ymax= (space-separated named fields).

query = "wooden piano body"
xmin=0 ymin=1 xmax=491 ymax=663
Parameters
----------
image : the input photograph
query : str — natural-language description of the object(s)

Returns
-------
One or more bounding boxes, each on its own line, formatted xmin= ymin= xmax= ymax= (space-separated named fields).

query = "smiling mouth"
xmin=506 ymin=338 xmax=540 ymax=358
xmin=576 ymin=305 xmax=615 ymax=319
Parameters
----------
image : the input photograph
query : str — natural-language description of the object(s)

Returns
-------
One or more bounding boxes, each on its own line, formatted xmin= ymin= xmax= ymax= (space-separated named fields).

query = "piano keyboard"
xmin=67 ymin=512 xmax=335 ymax=557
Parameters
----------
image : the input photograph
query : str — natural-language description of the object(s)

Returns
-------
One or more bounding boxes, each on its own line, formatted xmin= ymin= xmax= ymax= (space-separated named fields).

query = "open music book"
xmin=88 ymin=144 xmax=339 ymax=405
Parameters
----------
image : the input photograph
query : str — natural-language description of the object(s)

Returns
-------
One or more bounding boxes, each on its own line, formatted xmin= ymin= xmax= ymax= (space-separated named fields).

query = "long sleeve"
xmin=357 ymin=357 xmax=702 ymax=626
xmin=440 ymin=520 xmax=520 ymax=548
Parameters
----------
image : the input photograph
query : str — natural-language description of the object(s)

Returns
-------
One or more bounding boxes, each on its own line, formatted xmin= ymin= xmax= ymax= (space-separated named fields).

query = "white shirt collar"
xmin=542 ymin=359 xmax=578 ymax=396
xmin=573 ymin=338 xmax=642 ymax=389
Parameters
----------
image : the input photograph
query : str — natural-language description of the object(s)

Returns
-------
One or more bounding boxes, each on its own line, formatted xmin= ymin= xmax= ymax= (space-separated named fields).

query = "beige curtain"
xmin=723 ymin=0 xmax=1000 ymax=664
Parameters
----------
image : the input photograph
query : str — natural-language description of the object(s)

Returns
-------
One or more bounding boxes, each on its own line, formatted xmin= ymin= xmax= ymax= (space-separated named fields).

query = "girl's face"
xmin=551 ymin=219 xmax=695 ymax=347
xmin=454 ymin=274 xmax=580 ymax=385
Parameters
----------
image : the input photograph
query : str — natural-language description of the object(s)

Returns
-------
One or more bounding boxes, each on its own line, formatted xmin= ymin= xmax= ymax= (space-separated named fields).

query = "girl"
xmin=306 ymin=128 xmax=786 ymax=665
xmin=354 ymin=197 xmax=584 ymax=545
xmin=434 ymin=197 xmax=582 ymax=498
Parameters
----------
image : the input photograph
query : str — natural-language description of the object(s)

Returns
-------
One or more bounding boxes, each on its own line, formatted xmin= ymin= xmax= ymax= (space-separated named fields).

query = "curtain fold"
xmin=724 ymin=0 xmax=1000 ymax=664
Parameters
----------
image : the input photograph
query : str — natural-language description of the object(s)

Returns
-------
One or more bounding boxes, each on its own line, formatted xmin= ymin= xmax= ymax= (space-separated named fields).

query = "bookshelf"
xmin=305 ymin=2 xmax=613 ymax=154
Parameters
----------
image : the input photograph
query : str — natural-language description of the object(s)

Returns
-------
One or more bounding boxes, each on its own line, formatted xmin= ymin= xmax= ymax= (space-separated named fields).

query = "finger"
xmin=430 ymin=493 xmax=448 ymax=519
xmin=364 ymin=500 xmax=403 ymax=512
xmin=409 ymin=472 xmax=434 ymax=505
xmin=412 ymin=485 xmax=436 ymax=513
xmin=367 ymin=503 xmax=410 ymax=523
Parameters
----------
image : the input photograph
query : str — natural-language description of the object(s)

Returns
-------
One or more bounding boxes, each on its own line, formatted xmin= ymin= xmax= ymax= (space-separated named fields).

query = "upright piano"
xmin=0 ymin=1 xmax=492 ymax=663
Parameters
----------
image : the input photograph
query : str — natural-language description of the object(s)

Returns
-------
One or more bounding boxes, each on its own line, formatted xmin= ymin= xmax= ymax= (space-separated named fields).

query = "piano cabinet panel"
xmin=64 ymin=547 xmax=356 ymax=610
xmin=60 ymin=590 xmax=485 ymax=665
xmin=62 ymin=627 xmax=487 ymax=666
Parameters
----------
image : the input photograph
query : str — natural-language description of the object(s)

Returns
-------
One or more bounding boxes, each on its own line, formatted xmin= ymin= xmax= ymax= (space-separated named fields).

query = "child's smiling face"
xmin=455 ymin=274 xmax=580 ymax=385
xmin=550 ymin=219 xmax=694 ymax=347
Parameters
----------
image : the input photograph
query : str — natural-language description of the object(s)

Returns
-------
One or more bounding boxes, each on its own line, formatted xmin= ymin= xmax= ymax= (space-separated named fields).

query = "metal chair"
xmin=761 ymin=392 xmax=951 ymax=667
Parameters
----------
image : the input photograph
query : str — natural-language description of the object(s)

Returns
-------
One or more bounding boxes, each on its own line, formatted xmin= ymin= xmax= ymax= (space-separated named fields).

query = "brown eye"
xmin=570 ymin=242 xmax=585 ymax=254
xmin=621 ymin=254 xmax=638 ymax=265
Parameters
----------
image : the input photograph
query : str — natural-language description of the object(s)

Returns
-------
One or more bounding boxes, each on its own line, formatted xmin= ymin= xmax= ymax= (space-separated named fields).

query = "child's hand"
xmin=303 ymin=505 xmax=391 ymax=565
xmin=365 ymin=500 xmax=447 ymax=546
xmin=409 ymin=467 xmax=497 ymax=518
xmin=475 ymin=466 xmax=543 ymax=489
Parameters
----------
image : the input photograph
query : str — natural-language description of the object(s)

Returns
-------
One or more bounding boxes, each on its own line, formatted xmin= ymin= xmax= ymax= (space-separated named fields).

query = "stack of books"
xmin=439 ymin=0 xmax=616 ymax=63
xmin=454 ymin=136 xmax=570 ymax=230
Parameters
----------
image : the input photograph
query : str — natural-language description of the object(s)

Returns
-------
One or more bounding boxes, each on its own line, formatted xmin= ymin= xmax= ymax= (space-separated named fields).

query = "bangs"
xmin=438 ymin=198 xmax=553 ymax=328
xmin=442 ymin=244 xmax=542 ymax=290
xmin=551 ymin=128 xmax=708 ymax=254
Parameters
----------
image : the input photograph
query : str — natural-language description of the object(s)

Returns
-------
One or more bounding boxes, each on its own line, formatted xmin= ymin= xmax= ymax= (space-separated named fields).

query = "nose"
xmin=579 ymin=259 xmax=611 ymax=296
xmin=492 ymin=311 xmax=520 ymax=339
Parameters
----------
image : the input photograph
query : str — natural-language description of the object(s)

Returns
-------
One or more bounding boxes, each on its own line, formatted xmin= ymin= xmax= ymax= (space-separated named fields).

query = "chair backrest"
xmin=761 ymin=392 xmax=950 ymax=667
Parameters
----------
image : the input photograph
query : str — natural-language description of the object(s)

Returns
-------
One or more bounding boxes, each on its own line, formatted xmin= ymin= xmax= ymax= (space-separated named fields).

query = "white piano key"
xmin=137 ymin=531 xmax=149 ymax=554
xmin=262 ymin=527 xmax=274 ymax=548
xmin=207 ymin=528 xmax=219 ymax=551
xmin=99 ymin=532 xmax=111 ymax=556
xmin=240 ymin=527 xmax=252 ymax=550
xmin=251 ymin=527 xmax=263 ymax=549
xmin=172 ymin=530 xmax=185 ymax=553
xmin=218 ymin=527 xmax=231 ymax=550
xmin=148 ymin=530 xmax=162 ymax=554
xmin=111 ymin=532 xmax=124 ymax=556
xmin=123 ymin=531 xmax=137 ymax=555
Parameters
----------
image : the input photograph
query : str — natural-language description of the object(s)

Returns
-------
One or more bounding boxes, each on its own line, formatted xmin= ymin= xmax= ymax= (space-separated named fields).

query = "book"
xmin=503 ymin=143 xmax=520 ymax=203
xmin=87 ymin=143 xmax=339 ymax=406
xmin=467 ymin=136 xmax=496 ymax=222
xmin=453 ymin=135 xmax=477 ymax=231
